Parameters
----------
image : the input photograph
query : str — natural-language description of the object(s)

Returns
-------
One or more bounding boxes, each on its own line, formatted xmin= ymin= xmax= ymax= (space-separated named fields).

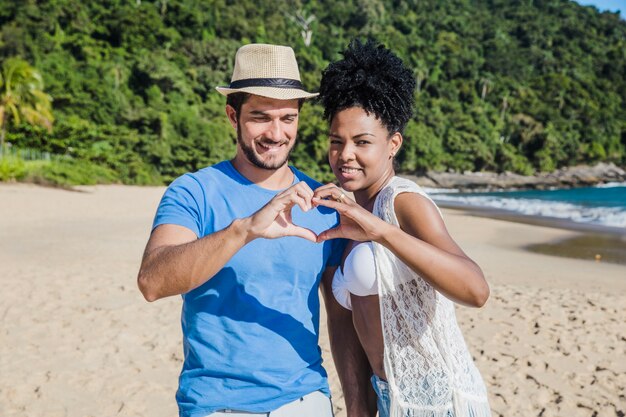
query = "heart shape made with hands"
xmin=254 ymin=183 xmax=359 ymax=243
xmin=284 ymin=197 xmax=366 ymax=243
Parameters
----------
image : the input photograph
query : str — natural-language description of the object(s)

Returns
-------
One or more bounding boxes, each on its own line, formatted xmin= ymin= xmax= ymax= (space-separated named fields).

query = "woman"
xmin=312 ymin=40 xmax=492 ymax=417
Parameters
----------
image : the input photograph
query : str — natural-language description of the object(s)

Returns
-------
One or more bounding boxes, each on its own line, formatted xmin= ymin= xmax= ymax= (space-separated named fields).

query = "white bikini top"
xmin=332 ymin=241 xmax=378 ymax=310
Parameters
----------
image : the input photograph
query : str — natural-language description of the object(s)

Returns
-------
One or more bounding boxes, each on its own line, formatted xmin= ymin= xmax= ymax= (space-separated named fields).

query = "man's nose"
xmin=264 ymin=120 xmax=283 ymax=141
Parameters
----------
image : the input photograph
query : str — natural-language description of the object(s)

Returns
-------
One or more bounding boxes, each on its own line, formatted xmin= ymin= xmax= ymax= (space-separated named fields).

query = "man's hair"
xmin=318 ymin=39 xmax=416 ymax=134
xmin=226 ymin=93 xmax=250 ymax=119
xmin=226 ymin=93 xmax=306 ymax=121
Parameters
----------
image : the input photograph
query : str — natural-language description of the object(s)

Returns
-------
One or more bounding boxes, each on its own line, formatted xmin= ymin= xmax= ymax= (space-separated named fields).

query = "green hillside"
xmin=1 ymin=0 xmax=624 ymax=185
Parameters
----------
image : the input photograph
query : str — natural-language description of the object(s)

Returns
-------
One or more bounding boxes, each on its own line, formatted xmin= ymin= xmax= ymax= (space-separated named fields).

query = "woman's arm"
xmin=313 ymin=189 xmax=489 ymax=307
xmin=379 ymin=192 xmax=489 ymax=307
xmin=320 ymin=267 xmax=378 ymax=417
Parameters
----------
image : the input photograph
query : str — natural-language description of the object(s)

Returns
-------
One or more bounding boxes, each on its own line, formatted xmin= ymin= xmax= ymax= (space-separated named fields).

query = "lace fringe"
xmin=389 ymin=391 xmax=492 ymax=417
xmin=452 ymin=390 xmax=492 ymax=417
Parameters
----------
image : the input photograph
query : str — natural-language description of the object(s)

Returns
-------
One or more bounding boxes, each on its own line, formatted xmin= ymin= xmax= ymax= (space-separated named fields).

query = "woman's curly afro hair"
xmin=318 ymin=39 xmax=416 ymax=134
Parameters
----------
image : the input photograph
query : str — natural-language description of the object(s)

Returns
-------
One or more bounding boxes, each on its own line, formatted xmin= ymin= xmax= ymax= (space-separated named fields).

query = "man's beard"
xmin=237 ymin=126 xmax=294 ymax=170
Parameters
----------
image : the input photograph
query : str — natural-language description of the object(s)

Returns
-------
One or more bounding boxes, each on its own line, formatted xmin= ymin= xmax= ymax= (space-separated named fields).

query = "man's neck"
xmin=231 ymin=156 xmax=294 ymax=190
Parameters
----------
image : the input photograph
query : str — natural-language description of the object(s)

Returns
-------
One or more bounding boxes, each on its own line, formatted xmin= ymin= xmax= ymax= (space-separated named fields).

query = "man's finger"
xmin=290 ymin=193 xmax=311 ymax=213
xmin=289 ymin=226 xmax=318 ymax=243
xmin=271 ymin=190 xmax=308 ymax=213
xmin=290 ymin=182 xmax=314 ymax=211
xmin=294 ymin=190 xmax=313 ymax=211
xmin=295 ymin=181 xmax=314 ymax=197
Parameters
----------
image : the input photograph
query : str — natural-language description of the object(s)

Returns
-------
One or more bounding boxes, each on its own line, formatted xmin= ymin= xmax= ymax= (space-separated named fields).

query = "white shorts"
xmin=206 ymin=391 xmax=334 ymax=417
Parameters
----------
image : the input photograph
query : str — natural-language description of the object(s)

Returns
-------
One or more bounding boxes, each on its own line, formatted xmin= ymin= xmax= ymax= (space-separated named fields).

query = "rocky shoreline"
xmin=405 ymin=162 xmax=626 ymax=191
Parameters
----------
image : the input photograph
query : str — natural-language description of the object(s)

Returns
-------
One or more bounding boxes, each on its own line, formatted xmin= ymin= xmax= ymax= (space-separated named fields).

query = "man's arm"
xmin=138 ymin=181 xmax=318 ymax=302
xmin=320 ymin=267 xmax=377 ymax=417
xmin=137 ymin=220 xmax=250 ymax=301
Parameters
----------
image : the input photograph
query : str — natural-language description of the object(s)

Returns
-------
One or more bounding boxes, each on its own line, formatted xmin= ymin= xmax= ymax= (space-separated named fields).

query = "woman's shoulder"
xmin=377 ymin=176 xmax=430 ymax=206
xmin=383 ymin=176 xmax=424 ymax=195
xmin=376 ymin=176 xmax=442 ymax=221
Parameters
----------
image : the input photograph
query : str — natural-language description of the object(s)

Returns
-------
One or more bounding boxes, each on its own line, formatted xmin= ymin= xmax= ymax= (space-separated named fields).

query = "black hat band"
xmin=228 ymin=78 xmax=304 ymax=90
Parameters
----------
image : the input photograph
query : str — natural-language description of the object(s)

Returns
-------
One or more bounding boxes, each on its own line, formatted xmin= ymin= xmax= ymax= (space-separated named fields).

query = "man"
xmin=137 ymin=44 xmax=374 ymax=417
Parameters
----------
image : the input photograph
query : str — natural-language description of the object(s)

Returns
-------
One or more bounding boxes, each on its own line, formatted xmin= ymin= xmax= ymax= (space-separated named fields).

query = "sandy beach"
xmin=0 ymin=183 xmax=624 ymax=417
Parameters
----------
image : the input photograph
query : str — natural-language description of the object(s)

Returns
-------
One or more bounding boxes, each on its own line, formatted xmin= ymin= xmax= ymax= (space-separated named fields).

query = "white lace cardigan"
xmin=372 ymin=177 xmax=491 ymax=417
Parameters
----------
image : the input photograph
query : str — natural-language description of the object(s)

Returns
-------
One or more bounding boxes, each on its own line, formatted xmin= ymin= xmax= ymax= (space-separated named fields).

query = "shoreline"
xmin=437 ymin=200 xmax=625 ymax=236
xmin=438 ymin=202 xmax=626 ymax=266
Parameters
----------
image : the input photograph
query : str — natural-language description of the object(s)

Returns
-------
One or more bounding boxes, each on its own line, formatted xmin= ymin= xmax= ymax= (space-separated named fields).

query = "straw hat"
xmin=216 ymin=44 xmax=318 ymax=100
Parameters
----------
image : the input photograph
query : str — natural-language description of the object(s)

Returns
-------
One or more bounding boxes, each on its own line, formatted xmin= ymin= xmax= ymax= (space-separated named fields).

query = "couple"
xmin=138 ymin=41 xmax=491 ymax=417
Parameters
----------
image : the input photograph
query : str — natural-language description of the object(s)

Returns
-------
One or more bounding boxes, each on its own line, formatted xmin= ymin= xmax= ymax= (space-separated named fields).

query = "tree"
xmin=1 ymin=0 xmax=625 ymax=183
xmin=0 ymin=57 xmax=53 ymax=155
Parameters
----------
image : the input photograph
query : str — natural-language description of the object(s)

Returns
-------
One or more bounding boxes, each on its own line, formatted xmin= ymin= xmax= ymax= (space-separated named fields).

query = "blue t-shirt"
xmin=152 ymin=161 xmax=344 ymax=417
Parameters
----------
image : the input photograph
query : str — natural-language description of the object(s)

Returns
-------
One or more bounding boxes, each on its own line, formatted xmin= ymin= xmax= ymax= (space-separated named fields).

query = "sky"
xmin=572 ymin=0 xmax=624 ymax=15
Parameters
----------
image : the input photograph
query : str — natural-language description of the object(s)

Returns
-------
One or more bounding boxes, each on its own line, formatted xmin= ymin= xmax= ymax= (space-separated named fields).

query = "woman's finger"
xmin=313 ymin=188 xmax=353 ymax=206
xmin=313 ymin=183 xmax=340 ymax=193
xmin=313 ymin=183 xmax=342 ymax=195
xmin=312 ymin=196 xmax=349 ymax=212
xmin=316 ymin=225 xmax=344 ymax=242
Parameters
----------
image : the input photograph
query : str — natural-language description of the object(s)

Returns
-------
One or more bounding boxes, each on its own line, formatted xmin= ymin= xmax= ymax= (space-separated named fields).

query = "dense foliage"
xmin=0 ymin=0 xmax=624 ymax=184
xmin=0 ymin=57 xmax=54 ymax=153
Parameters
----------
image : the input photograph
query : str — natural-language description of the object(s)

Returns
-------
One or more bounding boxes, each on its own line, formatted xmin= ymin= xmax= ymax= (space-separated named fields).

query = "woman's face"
xmin=328 ymin=107 xmax=401 ymax=199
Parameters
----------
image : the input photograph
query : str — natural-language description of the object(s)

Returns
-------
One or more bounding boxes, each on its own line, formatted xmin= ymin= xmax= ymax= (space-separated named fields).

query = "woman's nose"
xmin=339 ymin=143 xmax=355 ymax=161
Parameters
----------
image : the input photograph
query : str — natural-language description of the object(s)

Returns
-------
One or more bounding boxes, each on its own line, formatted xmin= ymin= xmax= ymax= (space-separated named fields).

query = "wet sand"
xmin=438 ymin=203 xmax=626 ymax=266
xmin=0 ymin=183 xmax=624 ymax=417
xmin=526 ymin=233 xmax=626 ymax=266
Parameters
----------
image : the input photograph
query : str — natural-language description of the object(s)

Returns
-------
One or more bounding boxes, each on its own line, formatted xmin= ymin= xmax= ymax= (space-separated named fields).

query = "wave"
xmin=431 ymin=194 xmax=626 ymax=228
xmin=595 ymin=182 xmax=626 ymax=188
xmin=421 ymin=187 xmax=460 ymax=194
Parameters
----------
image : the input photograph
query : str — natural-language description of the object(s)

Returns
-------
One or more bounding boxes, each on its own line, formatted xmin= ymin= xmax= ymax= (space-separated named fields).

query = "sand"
xmin=0 ymin=183 xmax=624 ymax=417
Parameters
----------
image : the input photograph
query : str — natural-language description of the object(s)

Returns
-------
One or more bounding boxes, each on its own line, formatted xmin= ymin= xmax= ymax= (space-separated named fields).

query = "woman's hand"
xmin=312 ymin=184 xmax=390 ymax=243
xmin=317 ymin=184 xmax=489 ymax=307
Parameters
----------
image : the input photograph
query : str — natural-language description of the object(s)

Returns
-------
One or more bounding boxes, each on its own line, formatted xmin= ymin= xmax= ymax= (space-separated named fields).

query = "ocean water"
xmin=428 ymin=182 xmax=626 ymax=229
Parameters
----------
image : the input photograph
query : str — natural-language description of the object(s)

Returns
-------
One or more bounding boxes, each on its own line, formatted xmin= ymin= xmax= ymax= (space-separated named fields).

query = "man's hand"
xmin=138 ymin=182 xmax=322 ymax=301
xmin=244 ymin=181 xmax=318 ymax=242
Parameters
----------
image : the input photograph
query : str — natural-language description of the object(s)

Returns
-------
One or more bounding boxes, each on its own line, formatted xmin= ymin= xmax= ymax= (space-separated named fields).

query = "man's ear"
xmin=225 ymin=105 xmax=238 ymax=130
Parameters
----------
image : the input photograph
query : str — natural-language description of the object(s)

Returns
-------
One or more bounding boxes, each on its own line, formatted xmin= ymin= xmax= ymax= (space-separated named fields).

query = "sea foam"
xmin=431 ymin=194 xmax=626 ymax=228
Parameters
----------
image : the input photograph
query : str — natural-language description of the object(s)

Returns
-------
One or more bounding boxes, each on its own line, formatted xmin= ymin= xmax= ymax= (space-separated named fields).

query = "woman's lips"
xmin=337 ymin=166 xmax=362 ymax=179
